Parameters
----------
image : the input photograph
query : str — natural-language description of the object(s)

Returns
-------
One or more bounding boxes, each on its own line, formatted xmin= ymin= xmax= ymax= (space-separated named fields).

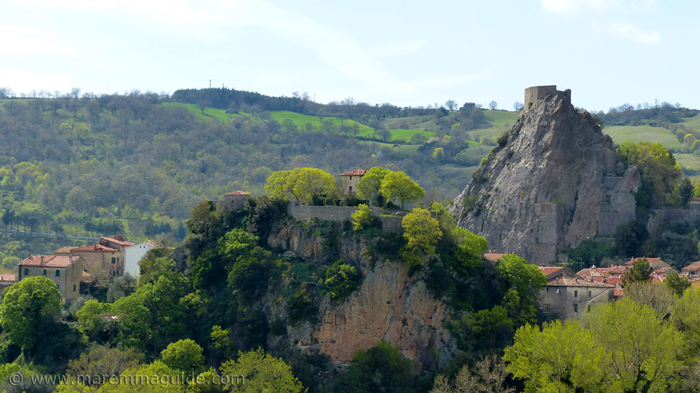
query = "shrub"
xmin=325 ymin=260 xmax=361 ymax=301
xmin=351 ymin=204 xmax=373 ymax=231
xmin=287 ymin=290 xmax=318 ymax=325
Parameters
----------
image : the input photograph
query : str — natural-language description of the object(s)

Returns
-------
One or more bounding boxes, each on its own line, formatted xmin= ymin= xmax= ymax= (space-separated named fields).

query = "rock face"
xmin=267 ymin=220 xmax=456 ymax=366
xmin=450 ymin=88 xmax=640 ymax=264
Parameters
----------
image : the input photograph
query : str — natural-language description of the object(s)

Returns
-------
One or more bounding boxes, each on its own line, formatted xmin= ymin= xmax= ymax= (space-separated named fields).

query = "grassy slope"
xmin=603 ymin=125 xmax=683 ymax=150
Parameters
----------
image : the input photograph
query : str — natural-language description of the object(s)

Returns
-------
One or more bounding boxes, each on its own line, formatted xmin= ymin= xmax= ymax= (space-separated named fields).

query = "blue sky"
xmin=1 ymin=0 xmax=697 ymax=112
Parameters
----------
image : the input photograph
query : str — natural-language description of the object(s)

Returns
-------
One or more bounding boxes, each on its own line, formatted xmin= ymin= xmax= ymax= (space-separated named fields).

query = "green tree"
xmin=265 ymin=168 xmax=338 ymax=204
xmin=220 ymin=348 xmax=306 ymax=393
xmin=345 ymin=341 xmax=416 ymax=393
xmin=504 ymin=320 xmax=608 ymax=392
xmin=586 ymin=298 xmax=684 ymax=392
xmin=161 ymin=339 xmax=205 ymax=374
xmin=325 ymin=260 xmax=361 ymax=301
xmin=380 ymin=171 xmax=425 ymax=209
xmin=617 ymin=141 xmax=682 ymax=207
xmin=0 ymin=276 xmax=62 ymax=353
xmin=497 ymin=254 xmax=546 ymax=307
xmin=665 ymin=270 xmax=691 ymax=297
xmin=431 ymin=355 xmax=513 ymax=393
xmin=451 ymin=226 xmax=488 ymax=274
xmin=357 ymin=167 xmax=391 ymax=207
xmin=65 ymin=345 xmax=140 ymax=389
xmin=624 ymin=258 xmax=654 ymax=284
xmin=351 ymin=204 xmax=373 ymax=231
xmin=401 ymin=208 xmax=442 ymax=265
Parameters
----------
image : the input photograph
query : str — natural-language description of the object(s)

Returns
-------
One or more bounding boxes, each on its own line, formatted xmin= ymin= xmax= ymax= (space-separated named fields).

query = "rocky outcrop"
xmin=266 ymin=220 xmax=456 ymax=366
xmin=450 ymin=88 xmax=640 ymax=264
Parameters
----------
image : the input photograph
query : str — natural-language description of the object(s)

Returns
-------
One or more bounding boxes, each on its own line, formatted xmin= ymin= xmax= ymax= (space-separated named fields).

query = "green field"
xmin=603 ymin=125 xmax=683 ymax=149
xmin=164 ymin=102 xmax=241 ymax=121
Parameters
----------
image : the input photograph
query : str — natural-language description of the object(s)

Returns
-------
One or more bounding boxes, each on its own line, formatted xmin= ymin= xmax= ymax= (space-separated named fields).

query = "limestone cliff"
xmin=266 ymin=221 xmax=456 ymax=366
xmin=450 ymin=88 xmax=640 ymax=264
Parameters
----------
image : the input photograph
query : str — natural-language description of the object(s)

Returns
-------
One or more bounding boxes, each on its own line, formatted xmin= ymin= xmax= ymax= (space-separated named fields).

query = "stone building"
xmin=63 ymin=235 xmax=133 ymax=283
xmin=340 ymin=169 xmax=367 ymax=195
xmin=17 ymin=255 xmax=84 ymax=303
xmin=540 ymin=276 xmax=614 ymax=320
xmin=0 ymin=274 xmax=15 ymax=292
xmin=220 ymin=191 xmax=251 ymax=211
xmin=524 ymin=85 xmax=561 ymax=111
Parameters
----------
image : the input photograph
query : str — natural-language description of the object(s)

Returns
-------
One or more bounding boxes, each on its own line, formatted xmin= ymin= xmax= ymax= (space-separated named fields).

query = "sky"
xmin=1 ymin=0 xmax=698 ymax=112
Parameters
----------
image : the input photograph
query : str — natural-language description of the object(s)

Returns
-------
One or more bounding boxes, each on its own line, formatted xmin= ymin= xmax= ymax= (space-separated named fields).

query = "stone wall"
xmin=288 ymin=202 xmax=403 ymax=234
xmin=524 ymin=85 xmax=558 ymax=111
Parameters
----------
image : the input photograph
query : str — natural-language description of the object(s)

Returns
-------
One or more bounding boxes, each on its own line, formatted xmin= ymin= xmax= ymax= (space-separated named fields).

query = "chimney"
xmin=40 ymin=256 xmax=44 ymax=265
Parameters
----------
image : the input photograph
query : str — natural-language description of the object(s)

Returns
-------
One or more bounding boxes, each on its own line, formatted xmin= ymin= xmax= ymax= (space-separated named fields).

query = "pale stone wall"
xmin=70 ymin=250 xmax=120 ymax=282
xmin=340 ymin=175 xmax=362 ymax=195
xmin=524 ymin=85 xmax=558 ymax=111
xmin=219 ymin=195 xmax=251 ymax=211
xmin=287 ymin=203 xmax=404 ymax=234
xmin=18 ymin=260 xmax=83 ymax=303
xmin=124 ymin=243 xmax=154 ymax=278
xmin=540 ymin=285 xmax=613 ymax=320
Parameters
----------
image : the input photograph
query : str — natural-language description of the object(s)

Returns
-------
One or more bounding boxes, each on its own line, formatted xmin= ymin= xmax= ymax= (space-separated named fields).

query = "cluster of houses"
xmin=2 ymin=235 xmax=155 ymax=303
xmin=487 ymin=253 xmax=700 ymax=320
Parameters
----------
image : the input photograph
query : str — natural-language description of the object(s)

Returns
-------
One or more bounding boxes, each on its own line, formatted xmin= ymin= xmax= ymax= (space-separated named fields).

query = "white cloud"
xmin=606 ymin=21 xmax=660 ymax=43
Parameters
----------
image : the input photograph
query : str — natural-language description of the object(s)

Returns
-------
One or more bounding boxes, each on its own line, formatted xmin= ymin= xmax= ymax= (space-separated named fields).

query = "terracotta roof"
xmin=682 ymin=261 xmax=700 ymax=272
xmin=224 ymin=191 xmax=251 ymax=196
xmin=0 ymin=274 xmax=15 ymax=282
xmin=19 ymin=255 xmax=81 ymax=268
xmin=546 ymin=276 xmax=615 ymax=288
xmin=53 ymin=246 xmax=76 ymax=254
xmin=540 ymin=266 xmax=563 ymax=276
xmin=71 ymin=244 xmax=119 ymax=252
xmin=484 ymin=253 xmax=508 ymax=262
xmin=608 ymin=265 xmax=629 ymax=274
xmin=606 ymin=276 xmax=622 ymax=286
xmin=689 ymin=197 xmax=700 ymax=202
xmin=340 ymin=169 xmax=367 ymax=176
xmin=653 ymin=267 xmax=675 ymax=275
xmin=625 ymin=257 xmax=664 ymax=266
xmin=100 ymin=236 xmax=134 ymax=247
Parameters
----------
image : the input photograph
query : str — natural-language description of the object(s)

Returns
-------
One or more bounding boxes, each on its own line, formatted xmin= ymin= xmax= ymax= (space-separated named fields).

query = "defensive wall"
xmin=287 ymin=202 xmax=404 ymax=234
xmin=524 ymin=85 xmax=571 ymax=112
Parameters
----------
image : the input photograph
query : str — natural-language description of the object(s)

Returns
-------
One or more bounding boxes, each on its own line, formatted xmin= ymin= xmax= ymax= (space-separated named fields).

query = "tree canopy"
xmin=265 ymin=167 xmax=338 ymax=204
xmin=380 ymin=171 xmax=425 ymax=209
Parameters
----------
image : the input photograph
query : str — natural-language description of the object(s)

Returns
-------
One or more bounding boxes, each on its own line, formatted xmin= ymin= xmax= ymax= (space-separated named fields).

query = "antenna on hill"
xmin=209 ymin=80 xmax=211 ymax=88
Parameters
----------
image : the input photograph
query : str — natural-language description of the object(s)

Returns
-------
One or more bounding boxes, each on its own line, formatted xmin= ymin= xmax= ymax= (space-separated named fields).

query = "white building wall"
xmin=124 ymin=243 xmax=154 ymax=278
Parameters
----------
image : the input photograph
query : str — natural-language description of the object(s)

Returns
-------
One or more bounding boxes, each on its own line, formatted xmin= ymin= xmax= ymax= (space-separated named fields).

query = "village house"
xmin=682 ymin=261 xmax=700 ymax=276
xmin=61 ymin=235 xmax=133 ymax=282
xmin=0 ymin=274 xmax=15 ymax=292
xmin=124 ymin=241 xmax=155 ymax=278
xmin=220 ymin=191 xmax=251 ymax=211
xmin=625 ymin=257 xmax=671 ymax=270
xmin=540 ymin=276 xmax=615 ymax=320
xmin=539 ymin=266 xmax=577 ymax=281
xmin=17 ymin=255 xmax=84 ymax=303
xmin=340 ymin=169 xmax=367 ymax=195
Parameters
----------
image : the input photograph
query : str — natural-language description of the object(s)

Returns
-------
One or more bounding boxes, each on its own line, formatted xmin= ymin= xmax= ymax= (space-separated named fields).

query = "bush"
xmin=351 ymin=204 xmax=373 ymax=231
xmin=325 ymin=260 xmax=361 ymax=301
xmin=287 ymin=290 xmax=318 ymax=325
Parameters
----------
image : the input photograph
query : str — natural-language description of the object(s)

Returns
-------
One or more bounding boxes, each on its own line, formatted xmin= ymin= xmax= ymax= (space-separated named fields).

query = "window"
xmin=574 ymin=290 xmax=578 ymax=298
xmin=43 ymin=269 xmax=47 ymax=276
xmin=57 ymin=284 xmax=59 ymax=290
xmin=111 ymin=257 xmax=116 ymax=264
xmin=574 ymin=304 xmax=578 ymax=313
xmin=588 ymin=290 xmax=592 ymax=298
xmin=546 ymin=287 xmax=549 ymax=292
xmin=73 ymin=285 xmax=76 ymax=292
xmin=349 ymin=186 xmax=353 ymax=192
xmin=56 ymin=270 xmax=60 ymax=277
xmin=24 ymin=268 xmax=28 ymax=276
xmin=117 ymin=257 xmax=120 ymax=263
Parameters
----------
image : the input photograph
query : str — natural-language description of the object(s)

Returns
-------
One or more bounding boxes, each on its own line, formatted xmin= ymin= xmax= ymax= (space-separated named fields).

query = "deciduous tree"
xmin=380 ymin=171 xmax=425 ymax=209
xmin=220 ymin=348 xmax=306 ymax=393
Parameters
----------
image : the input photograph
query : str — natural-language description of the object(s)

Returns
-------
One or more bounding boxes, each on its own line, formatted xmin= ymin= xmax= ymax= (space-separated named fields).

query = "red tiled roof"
xmin=224 ymin=191 xmax=251 ymax=196
xmin=0 ymin=274 xmax=15 ymax=282
xmin=606 ymin=276 xmax=622 ymax=286
xmin=72 ymin=244 xmax=119 ymax=252
xmin=100 ymin=236 xmax=134 ymax=247
xmin=53 ymin=246 xmax=76 ymax=254
xmin=625 ymin=257 xmax=664 ymax=266
xmin=682 ymin=261 xmax=700 ymax=272
xmin=540 ymin=266 xmax=564 ymax=276
xmin=689 ymin=197 xmax=700 ymax=202
xmin=340 ymin=169 xmax=367 ymax=176
xmin=653 ymin=267 xmax=675 ymax=275
xmin=608 ymin=265 xmax=629 ymax=274
xmin=19 ymin=255 xmax=81 ymax=268
xmin=484 ymin=253 xmax=508 ymax=262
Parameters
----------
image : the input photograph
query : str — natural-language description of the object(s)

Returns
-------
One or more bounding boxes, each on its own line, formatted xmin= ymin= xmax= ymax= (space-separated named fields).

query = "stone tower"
xmin=524 ymin=85 xmax=565 ymax=112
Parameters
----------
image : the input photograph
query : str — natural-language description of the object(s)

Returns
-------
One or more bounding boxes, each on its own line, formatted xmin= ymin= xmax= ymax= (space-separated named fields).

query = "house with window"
xmin=0 ymin=274 xmax=15 ymax=292
xmin=61 ymin=235 xmax=134 ymax=283
xmin=340 ymin=169 xmax=367 ymax=195
xmin=17 ymin=255 xmax=84 ymax=303
xmin=540 ymin=276 xmax=615 ymax=320
xmin=682 ymin=261 xmax=700 ymax=276
xmin=124 ymin=241 xmax=156 ymax=278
